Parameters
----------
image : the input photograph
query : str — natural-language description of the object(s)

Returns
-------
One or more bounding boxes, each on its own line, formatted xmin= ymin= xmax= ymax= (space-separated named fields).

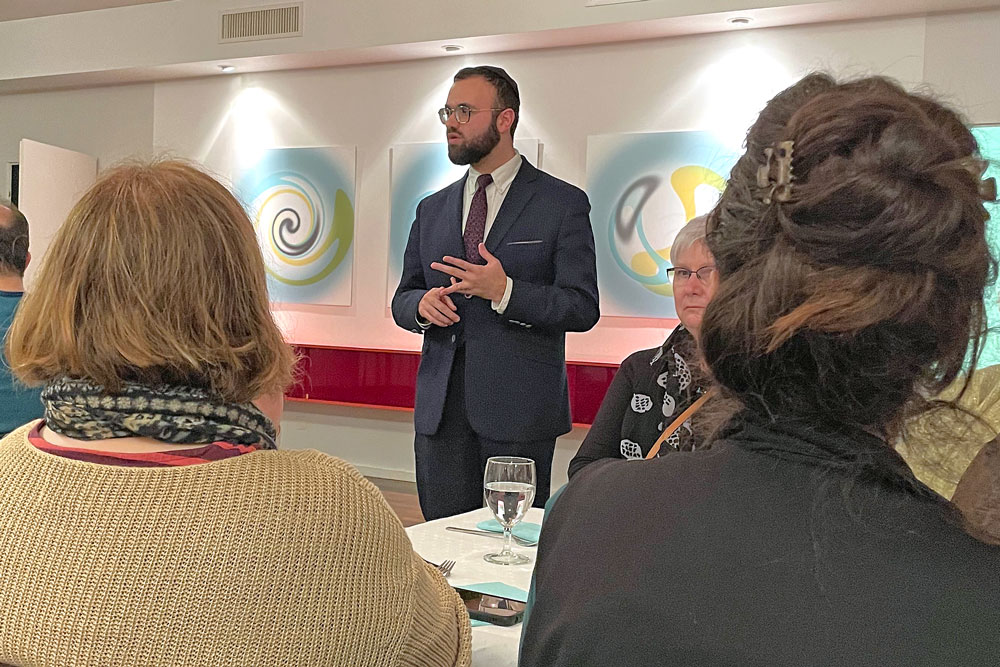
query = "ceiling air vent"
xmin=220 ymin=3 xmax=302 ymax=43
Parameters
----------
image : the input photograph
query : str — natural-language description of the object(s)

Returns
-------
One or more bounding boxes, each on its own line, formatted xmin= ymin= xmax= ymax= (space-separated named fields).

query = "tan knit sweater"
xmin=898 ymin=365 xmax=1000 ymax=499
xmin=0 ymin=423 xmax=472 ymax=667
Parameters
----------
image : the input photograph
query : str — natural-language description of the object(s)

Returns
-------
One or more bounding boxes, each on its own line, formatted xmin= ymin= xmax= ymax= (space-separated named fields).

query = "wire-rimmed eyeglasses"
xmin=438 ymin=104 xmax=506 ymax=124
xmin=667 ymin=265 xmax=717 ymax=284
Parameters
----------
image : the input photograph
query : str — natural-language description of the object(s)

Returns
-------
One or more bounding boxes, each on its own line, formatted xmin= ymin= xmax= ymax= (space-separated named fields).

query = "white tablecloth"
xmin=405 ymin=507 xmax=544 ymax=667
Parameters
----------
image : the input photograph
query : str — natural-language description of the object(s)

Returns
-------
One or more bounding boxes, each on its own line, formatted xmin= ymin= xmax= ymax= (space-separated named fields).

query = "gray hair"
xmin=669 ymin=214 xmax=710 ymax=265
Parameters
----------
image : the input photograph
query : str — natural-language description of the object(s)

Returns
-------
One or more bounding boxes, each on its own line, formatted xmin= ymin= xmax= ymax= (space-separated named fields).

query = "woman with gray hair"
xmin=568 ymin=214 xmax=717 ymax=478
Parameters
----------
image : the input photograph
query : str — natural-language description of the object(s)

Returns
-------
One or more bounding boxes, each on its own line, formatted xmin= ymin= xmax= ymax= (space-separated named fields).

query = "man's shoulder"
xmin=0 ymin=292 xmax=23 ymax=329
xmin=528 ymin=166 xmax=588 ymax=203
xmin=0 ymin=291 xmax=24 ymax=309
xmin=418 ymin=176 xmax=465 ymax=212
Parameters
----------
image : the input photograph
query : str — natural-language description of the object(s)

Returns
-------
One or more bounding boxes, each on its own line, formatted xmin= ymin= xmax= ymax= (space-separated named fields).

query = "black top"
xmin=521 ymin=411 xmax=1000 ymax=667
xmin=569 ymin=326 xmax=707 ymax=479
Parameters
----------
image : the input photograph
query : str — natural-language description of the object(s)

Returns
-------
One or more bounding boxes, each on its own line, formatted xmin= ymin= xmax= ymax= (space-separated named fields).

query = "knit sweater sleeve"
xmin=397 ymin=556 xmax=473 ymax=666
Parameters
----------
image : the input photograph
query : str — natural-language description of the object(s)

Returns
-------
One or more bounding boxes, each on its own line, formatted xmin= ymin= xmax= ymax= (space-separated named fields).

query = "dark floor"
xmin=369 ymin=477 xmax=424 ymax=527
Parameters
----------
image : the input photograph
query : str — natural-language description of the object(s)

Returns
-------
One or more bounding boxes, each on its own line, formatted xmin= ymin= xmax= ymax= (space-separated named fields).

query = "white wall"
xmin=151 ymin=15 xmax=928 ymax=365
xmin=0 ymin=83 xmax=155 ymax=171
xmin=923 ymin=10 xmax=1000 ymax=124
xmin=3 ymin=0 xmax=967 ymax=85
xmin=4 ymin=10 xmax=1000 ymax=492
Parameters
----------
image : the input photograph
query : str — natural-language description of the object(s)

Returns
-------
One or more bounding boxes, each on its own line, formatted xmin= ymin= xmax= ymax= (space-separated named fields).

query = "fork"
xmin=436 ymin=559 xmax=456 ymax=577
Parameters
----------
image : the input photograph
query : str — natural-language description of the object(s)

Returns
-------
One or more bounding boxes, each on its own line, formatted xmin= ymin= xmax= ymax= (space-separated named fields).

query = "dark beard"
xmin=448 ymin=121 xmax=501 ymax=165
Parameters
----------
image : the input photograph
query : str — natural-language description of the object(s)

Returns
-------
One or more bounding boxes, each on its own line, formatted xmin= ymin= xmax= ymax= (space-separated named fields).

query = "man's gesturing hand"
xmin=433 ymin=243 xmax=507 ymax=302
xmin=418 ymin=287 xmax=460 ymax=327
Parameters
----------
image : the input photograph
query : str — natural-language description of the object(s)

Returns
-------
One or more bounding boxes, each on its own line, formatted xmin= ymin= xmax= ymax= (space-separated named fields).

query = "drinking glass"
xmin=483 ymin=456 xmax=536 ymax=566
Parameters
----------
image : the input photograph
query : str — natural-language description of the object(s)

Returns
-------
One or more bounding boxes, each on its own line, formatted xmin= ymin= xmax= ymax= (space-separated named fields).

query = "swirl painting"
xmin=238 ymin=146 xmax=356 ymax=306
xmin=586 ymin=131 xmax=740 ymax=318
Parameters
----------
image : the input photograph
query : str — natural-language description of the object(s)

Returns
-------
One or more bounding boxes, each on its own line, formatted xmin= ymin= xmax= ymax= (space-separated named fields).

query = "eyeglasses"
xmin=667 ymin=265 xmax=717 ymax=284
xmin=438 ymin=104 xmax=506 ymax=124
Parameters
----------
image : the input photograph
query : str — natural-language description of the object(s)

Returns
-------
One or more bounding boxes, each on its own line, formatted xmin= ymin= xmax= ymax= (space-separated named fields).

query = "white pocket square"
xmin=507 ymin=240 xmax=543 ymax=245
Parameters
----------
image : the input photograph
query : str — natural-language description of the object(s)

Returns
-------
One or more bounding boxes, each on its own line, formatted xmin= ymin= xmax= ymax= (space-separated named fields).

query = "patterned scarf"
xmin=619 ymin=325 xmax=708 ymax=459
xmin=41 ymin=378 xmax=278 ymax=449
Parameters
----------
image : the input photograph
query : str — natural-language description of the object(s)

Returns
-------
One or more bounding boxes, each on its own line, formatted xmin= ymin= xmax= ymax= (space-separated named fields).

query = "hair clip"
xmin=982 ymin=176 xmax=998 ymax=202
xmin=954 ymin=157 xmax=998 ymax=202
xmin=756 ymin=140 xmax=795 ymax=204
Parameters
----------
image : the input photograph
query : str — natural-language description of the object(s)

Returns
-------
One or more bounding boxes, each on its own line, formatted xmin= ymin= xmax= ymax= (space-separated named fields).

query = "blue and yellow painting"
xmin=972 ymin=125 xmax=1000 ymax=369
xmin=586 ymin=131 xmax=740 ymax=318
xmin=238 ymin=146 xmax=356 ymax=306
xmin=387 ymin=143 xmax=464 ymax=304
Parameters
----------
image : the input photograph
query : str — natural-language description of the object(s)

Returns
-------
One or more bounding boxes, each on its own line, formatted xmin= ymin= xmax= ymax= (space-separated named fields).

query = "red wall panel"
xmin=286 ymin=345 xmax=617 ymax=426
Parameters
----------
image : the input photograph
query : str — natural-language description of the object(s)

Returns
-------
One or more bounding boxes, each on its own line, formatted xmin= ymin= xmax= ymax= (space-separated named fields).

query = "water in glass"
xmin=485 ymin=481 xmax=534 ymax=527
xmin=483 ymin=456 xmax=536 ymax=566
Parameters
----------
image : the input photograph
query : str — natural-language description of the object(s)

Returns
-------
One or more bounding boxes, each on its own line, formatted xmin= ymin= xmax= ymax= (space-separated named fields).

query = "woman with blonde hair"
xmin=0 ymin=160 xmax=471 ymax=666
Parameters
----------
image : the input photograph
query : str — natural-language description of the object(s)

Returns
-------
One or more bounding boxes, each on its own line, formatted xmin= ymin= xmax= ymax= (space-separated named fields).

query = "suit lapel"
xmin=485 ymin=159 xmax=539 ymax=252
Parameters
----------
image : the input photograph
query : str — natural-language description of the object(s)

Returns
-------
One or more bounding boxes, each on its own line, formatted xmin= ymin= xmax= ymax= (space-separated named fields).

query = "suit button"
xmin=451 ymin=334 xmax=456 ymax=343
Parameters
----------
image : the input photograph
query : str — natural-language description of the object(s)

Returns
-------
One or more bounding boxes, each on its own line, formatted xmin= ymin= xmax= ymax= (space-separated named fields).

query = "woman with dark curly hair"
xmin=520 ymin=74 xmax=1000 ymax=666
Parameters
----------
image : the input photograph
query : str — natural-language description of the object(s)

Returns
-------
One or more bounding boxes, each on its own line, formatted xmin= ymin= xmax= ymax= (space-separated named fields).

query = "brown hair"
xmin=702 ymin=74 xmax=995 ymax=439
xmin=5 ymin=159 xmax=295 ymax=403
xmin=454 ymin=65 xmax=520 ymax=137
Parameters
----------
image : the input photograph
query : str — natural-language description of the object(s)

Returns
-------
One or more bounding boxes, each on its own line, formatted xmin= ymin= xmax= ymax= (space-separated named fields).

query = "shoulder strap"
xmin=645 ymin=389 xmax=715 ymax=460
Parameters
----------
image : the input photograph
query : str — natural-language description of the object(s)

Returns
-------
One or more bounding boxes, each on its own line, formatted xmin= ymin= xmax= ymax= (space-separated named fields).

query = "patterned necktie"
xmin=463 ymin=173 xmax=493 ymax=263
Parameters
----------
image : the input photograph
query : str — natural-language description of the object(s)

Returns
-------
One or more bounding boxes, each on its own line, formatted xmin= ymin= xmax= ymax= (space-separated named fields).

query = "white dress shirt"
xmin=465 ymin=152 xmax=521 ymax=314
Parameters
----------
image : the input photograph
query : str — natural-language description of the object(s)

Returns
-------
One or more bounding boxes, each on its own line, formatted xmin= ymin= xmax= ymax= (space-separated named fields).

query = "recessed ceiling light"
xmin=728 ymin=16 xmax=753 ymax=25
xmin=219 ymin=64 xmax=236 ymax=73
xmin=442 ymin=45 xmax=463 ymax=52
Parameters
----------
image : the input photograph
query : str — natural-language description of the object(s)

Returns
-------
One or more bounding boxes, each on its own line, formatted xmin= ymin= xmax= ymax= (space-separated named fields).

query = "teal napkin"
xmin=460 ymin=581 xmax=529 ymax=626
xmin=475 ymin=519 xmax=541 ymax=543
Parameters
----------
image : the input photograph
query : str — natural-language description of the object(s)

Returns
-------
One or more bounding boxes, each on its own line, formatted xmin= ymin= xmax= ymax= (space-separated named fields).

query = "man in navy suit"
xmin=392 ymin=66 xmax=599 ymax=520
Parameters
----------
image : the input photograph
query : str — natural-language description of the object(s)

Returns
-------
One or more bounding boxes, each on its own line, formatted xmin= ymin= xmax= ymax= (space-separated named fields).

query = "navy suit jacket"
xmin=392 ymin=159 xmax=599 ymax=442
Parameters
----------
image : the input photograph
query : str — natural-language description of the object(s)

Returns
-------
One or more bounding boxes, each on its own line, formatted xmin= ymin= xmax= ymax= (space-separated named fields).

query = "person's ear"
xmin=496 ymin=108 xmax=516 ymax=135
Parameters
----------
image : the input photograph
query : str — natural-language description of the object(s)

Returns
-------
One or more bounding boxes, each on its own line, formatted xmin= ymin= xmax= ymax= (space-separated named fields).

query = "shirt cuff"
xmin=491 ymin=277 xmax=514 ymax=315
xmin=415 ymin=313 xmax=432 ymax=330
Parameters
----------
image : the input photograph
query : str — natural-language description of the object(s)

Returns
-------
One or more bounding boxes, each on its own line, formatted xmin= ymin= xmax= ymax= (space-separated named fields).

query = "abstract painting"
xmin=237 ymin=146 xmax=356 ymax=306
xmin=586 ymin=131 xmax=740 ymax=318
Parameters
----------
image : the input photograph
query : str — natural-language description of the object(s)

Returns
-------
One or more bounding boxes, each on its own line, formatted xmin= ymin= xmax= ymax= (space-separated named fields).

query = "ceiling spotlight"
xmin=442 ymin=45 xmax=463 ymax=52
xmin=219 ymin=64 xmax=236 ymax=73
xmin=728 ymin=16 xmax=753 ymax=25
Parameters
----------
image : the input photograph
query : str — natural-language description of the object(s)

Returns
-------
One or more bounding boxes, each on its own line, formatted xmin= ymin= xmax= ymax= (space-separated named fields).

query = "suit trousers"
xmin=414 ymin=346 xmax=555 ymax=521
